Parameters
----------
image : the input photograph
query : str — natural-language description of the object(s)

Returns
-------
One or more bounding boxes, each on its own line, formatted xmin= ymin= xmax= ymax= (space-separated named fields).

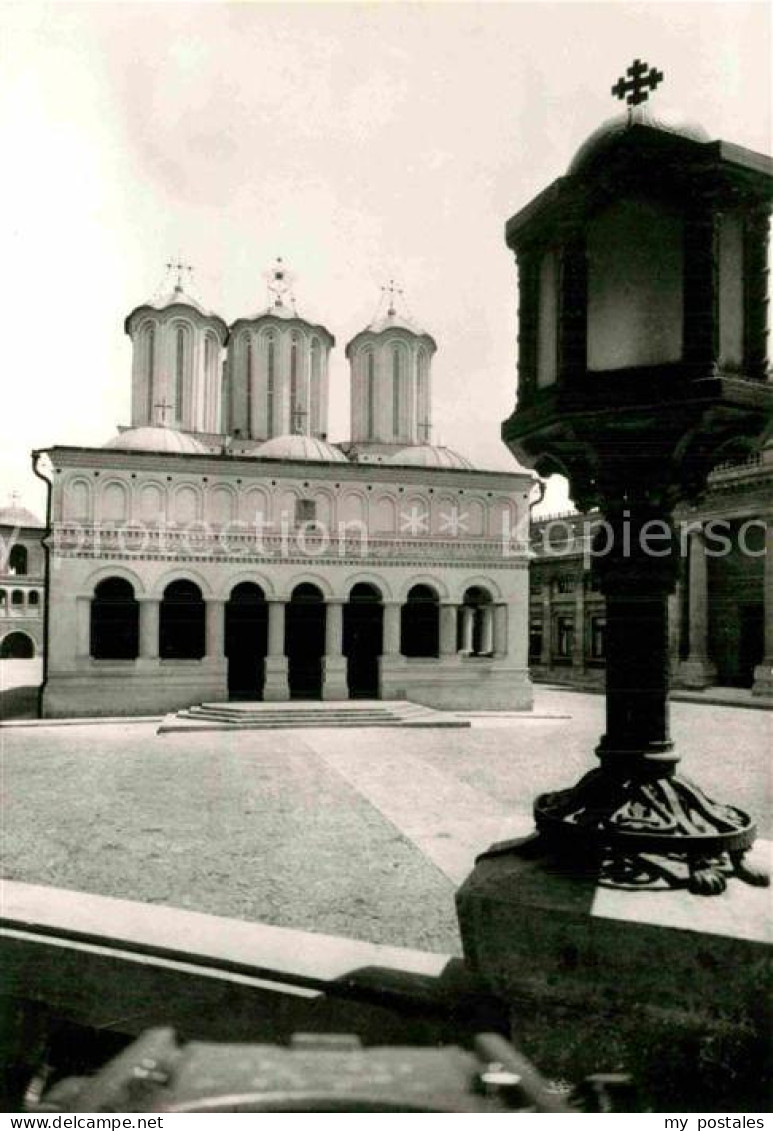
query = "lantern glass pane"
xmin=587 ymin=198 xmax=683 ymax=370
xmin=718 ymin=212 xmax=745 ymax=370
xmin=537 ymin=249 xmax=559 ymax=387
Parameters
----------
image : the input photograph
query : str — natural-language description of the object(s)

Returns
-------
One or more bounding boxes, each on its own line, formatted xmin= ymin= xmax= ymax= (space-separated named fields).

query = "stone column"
xmin=205 ymin=598 xmax=225 ymax=663
xmin=138 ymin=598 xmax=160 ymax=660
xmin=439 ymin=603 xmax=458 ymax=658
xmin=379 ymin=600 xmax=404 ymax=703
xmin=678 ymin=529 xmax=717 ymax=688
xmin=752 ymin=519 xmax=773 ymax=697
xmin=264 ymin=599 xmax=289 ymax=701
xmin=540 ymin=583 xmax=551 ymax=667
xmin=460 ymin=606 xmax=475 ymax=654
xmin=573 ymin=575 xmax=585 ymax=674
xmin=76 ymin=597 xmax=90 ymax=659
xmin=382 ymin=601 xmax=402 ymax=656
xmin=493 ymin=604 xmax=508 ymax=658
xmin=480 ymin=606 xmax=495 ymax=655
xmin=322 ymin=599 xmax=348 ymax=701
xmin=667 ymin=580 xmax=682 ymax=678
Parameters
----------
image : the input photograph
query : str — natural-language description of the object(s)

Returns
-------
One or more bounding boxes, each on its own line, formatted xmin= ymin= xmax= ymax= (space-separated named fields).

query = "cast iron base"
xmin=532 ymin=768 xmax=769 ymax=896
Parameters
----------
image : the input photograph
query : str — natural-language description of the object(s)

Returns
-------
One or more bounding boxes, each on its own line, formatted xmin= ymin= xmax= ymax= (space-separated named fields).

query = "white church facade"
xmin=35 ymin=266 xmax=534 ymax=717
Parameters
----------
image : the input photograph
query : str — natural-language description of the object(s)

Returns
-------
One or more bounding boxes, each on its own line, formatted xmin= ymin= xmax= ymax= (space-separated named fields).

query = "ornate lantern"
xmin=501 ymin=62 xmax=773 ymax=894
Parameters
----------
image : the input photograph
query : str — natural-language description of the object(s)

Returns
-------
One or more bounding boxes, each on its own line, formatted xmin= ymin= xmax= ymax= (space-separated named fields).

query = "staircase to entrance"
xmin=158 ymin=700 xmax=470 ymax=733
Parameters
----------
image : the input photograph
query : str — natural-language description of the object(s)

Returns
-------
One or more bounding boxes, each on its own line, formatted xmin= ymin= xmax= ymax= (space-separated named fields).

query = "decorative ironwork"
xmin=611 ymin=59 xmax=664 ymax=108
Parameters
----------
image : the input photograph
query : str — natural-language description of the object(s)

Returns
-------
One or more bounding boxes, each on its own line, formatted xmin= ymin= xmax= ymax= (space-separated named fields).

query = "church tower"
xmin=225 ymin=259 xmax=335 ymax=443
xmin=124 ymin=263 xmax=228 ymax=434
xmin=345 ymin=284 xmax=437 ymax=460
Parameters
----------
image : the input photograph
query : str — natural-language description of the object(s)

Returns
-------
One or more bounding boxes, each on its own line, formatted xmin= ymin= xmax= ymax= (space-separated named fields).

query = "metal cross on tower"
xmin=154 ymin=399 xmax=174 ymax=426
xmin=166 ymin=259 xmax=193 ymax=291
xmin=265 ymin=257 xmax=296 ymax=310
xmin=611 ymin=58 xmax=664 ymax=107
xmin=383 ymin=279 xmax=404 ymax=317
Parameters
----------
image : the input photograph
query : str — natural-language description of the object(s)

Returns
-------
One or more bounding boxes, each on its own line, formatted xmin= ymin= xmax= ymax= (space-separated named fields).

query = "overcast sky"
xmin=1 ymin=1 xmax=770 ymax=518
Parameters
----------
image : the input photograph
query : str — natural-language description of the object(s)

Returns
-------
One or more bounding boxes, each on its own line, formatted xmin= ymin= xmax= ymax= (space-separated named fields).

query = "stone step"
xmin=157 ymin=699 xmax=469 ymax=734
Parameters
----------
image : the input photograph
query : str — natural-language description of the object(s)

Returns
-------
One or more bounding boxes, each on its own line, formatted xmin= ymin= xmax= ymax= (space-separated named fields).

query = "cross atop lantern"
xmin=500 ymin=70 xmax=773 ymax=895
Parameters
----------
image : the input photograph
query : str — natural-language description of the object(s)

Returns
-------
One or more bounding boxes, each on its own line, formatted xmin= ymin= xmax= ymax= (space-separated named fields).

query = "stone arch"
xmin=78 ymin=564 xmax=147 ymax=598
xmin=464 ymin=497 xmax=486 ymax=537
xmin=215 ymin=570 xmax=277 ymax=601
xmin=63 ymin=477 xmax=93 ymax=522
xmin=489 ymin=497 xmax=516 ymax=538
xmin=338 ymin=490 xmax=368 ymax=528
xmin=452 ymin=574 xmax=503 ymax=602
xmin=341 ymin=572 xmax=393 ymax=602
xmin=171 ymin=482 xmax=202 ymax=525
xmin=0 ymin=630 xmax=35 ymax=659
xmin=372 ymin=494 xmax=397 ymax=534
xmin=138 ymin=480 xmax=167 ymax=523
xmin=397 ymin=574 xmax=450 ymax=602
xmin=280 ymin=572 xmax=335 ymax=600
xmin=99 ymin=479 xmax=130 ymax=523
xmin=209 ymin=483 xmax=238 ymax=525
xmin=150 ymin=566 xmax=214 ymax=599
xmin=310 ymin=487 xmax=335 ymax=531
xmin=241 ymin=486 xmax=271 ymax=524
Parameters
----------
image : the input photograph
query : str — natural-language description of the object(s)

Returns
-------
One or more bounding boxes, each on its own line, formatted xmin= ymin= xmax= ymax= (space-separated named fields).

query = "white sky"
xmin=1 ymin=1 xmax=770 ymax=518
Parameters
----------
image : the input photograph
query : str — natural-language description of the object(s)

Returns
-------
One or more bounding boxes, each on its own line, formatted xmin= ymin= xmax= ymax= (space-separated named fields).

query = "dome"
xmin=569 ymin=108 xmax=711 ymax=174
xmin=253 ymin=434 xmax=349 ymax=463
xmin=0 ymin=504 xmax=43 ymax=528
xmin=103 ymin=426 xmax=208 ymax=455
xmin=389 ymin=444 xmax=475 ymax=470
xmin=140 ymin=282 xmax=210 ymax=317
xmin=366 ymin=309 xmax=427 ymax=336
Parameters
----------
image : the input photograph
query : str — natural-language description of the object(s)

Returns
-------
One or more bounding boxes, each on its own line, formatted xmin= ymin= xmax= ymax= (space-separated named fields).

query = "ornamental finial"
xmin=611 ymin=58 xmax=664 ymax=109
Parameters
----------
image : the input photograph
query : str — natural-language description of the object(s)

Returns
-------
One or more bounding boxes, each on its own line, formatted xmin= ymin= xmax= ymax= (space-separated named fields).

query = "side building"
xmin=0 ymin=502 xmax=46 ymax=660
xmin=528 ymin=446 xmax=773 ymax=695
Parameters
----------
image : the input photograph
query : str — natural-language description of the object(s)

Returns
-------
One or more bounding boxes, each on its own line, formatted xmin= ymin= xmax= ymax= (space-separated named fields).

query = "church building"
xmin=34 ymin=264 xmax=534 ymax=717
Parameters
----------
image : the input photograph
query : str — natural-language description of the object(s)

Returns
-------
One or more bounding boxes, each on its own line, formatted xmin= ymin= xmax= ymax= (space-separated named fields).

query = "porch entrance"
xmin=225 ymin=582 xmax=267 ymax=700
xmin=287 ymin=583 xmax=325 ymax=700
xmin=344 ymin=583 xmax=383 ymax=699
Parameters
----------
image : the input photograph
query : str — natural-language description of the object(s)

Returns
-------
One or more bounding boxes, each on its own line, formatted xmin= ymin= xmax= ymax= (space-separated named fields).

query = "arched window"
xmin=459 ymin=586 xmax=494 ymax=656
xmin=392 ymin=345 xmax=402 ymax=437
xmin=9 ymin=545 xmax=28 ymax=575
xmin=290 ymin=334 xmax=299 ymax=425
xmin=175 ymin=324 xmax=186 ymax=422
xmin=90 ymin=578 xmax=139 ymax=660
xmin=28 ymin=590 xmax=40 ymax=607
xmin=11 ymin=589 xmax=24 ymax=606
xmin=417 ymin=347 xmax=430 ymax=442
xmin=159 ymin=580 xmax=205 ymax=660
xmin=366 ymin=351 xmax=375 ymax=439
xmin=310 ymin=338 xmax=321 ymax=435
xmin=220 ymin=368 xmax=230 ymax=433
xmin=246 ymin=337 xmax=253 ymax=438
xmin=400 ymin=584 xmax=440 ymax=658
xmin=0 ymin=632 xmax=34 ymax=659
xmin=266 ymin=334 xmax=276 ymax=435
xmin=144 ymin=323 xmax=156 ymax=420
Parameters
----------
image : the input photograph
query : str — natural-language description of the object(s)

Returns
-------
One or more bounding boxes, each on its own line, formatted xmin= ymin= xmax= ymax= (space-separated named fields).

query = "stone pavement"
xmin=2 ymin=688 xmax=770 ymax=951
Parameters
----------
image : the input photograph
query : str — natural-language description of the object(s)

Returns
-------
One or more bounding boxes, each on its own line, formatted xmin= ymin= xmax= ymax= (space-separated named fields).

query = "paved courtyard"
xmin=2 ymin=689 xmax=770 ymax=954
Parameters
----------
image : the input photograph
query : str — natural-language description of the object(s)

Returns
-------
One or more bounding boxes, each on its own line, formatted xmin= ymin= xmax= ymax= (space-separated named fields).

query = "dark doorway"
xmin=159 ymin=580 xmax=205 ymax=659
xmin=0 ymin=631 xmax=35 ymax=659
xmin=225 ymin=582 xmax=267 ymax=700
xmin=286 ymin=583 xmax=325 ymax=699
xmin=401 ymin=584 xmax=440 ymax=657
xmin=738 ymin=604 xmax=763 ymax=688
xmin=344 ymin=583 xmax=383 ymax=699
xmin=90 ymin=578 xmax=139 ymax=660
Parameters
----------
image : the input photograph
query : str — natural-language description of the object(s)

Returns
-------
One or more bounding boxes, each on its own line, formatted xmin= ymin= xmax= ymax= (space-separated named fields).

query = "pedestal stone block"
xmin=456 ymin=835 xmax=772 ymax=1111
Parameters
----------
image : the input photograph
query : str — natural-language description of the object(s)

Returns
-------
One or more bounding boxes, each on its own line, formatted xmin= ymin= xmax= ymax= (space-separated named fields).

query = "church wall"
xmin=40 ymin=447 xmax=533 ymax=716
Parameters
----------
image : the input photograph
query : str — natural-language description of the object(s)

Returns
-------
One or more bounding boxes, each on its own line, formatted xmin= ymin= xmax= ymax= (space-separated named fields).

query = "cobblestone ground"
xmin=2 ymin=689 xmax=769 ymax=953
